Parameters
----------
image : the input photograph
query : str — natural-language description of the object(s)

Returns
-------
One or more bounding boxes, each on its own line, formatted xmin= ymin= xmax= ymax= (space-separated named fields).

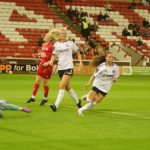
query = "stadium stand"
xmin=0 ymin=0 xmax=150 ymax=65
xmin=0 ymin=0 xmax=85 ymax=58
xmin=56 ymin=0 xmax=150 ymax=61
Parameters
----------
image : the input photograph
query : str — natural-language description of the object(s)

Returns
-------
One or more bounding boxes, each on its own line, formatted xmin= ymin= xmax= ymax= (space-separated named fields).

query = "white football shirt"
xmin=53 ymin=41 xmax=79 ymax=70
xmin=93 ymin=62 xmax=119 ymax=93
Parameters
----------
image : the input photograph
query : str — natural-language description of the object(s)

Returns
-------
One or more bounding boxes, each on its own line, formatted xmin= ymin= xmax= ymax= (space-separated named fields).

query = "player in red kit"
xmin=26 ymin=29 xmax=60 ymax=106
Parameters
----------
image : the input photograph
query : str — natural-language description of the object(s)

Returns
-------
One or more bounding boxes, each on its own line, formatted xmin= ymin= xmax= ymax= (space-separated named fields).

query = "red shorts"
xmin=37 ymin=63 xmax=52 ymax=79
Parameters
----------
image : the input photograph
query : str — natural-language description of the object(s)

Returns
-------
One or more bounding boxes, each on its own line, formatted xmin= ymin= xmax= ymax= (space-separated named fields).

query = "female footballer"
xmin=26 ymin=29 xmax=60 ymax=106
xmin=78 ymin=52 xmax=119 ymax=116
xmin=44 ymin=28 xmax=83 ymax=111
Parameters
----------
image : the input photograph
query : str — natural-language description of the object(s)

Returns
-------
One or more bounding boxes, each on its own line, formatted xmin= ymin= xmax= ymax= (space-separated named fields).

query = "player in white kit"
xmin=44 ymin=29 xmax=83 ymax=111
xmin=78 ymin=52 xmax=119 ymax=116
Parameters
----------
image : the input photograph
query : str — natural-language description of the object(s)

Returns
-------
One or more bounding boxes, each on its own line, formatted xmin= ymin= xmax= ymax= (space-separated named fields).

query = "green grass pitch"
xmin=0 ymin=74 xmax=150 ymax=150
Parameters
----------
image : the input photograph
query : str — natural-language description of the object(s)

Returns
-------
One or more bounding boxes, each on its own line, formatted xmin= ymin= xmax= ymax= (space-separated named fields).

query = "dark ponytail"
xmin=90 ymin=55 xmax=106 ymax=67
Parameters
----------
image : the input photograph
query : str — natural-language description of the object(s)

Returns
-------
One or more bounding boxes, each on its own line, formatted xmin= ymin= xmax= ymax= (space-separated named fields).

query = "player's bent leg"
xmin=77 ymin=108 xmax=83 ymax=116
xmin=77 ymin=92 xmax=97 ymax=116
xmin=95 ymin=93 xmax=105 ymax=103
xmin=77 ymin=101 xmax=97 ymax=116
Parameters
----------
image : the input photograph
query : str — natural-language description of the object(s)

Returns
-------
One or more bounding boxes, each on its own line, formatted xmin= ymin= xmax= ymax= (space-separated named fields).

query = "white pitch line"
xmin=62 ymin=106 xmax=150 ymax=119
xmin=100 ymin=111 xmax=150 ymax=119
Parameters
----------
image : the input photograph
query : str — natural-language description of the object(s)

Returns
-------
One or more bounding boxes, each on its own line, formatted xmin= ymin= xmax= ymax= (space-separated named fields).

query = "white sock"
xmin=43 ymin=97 xmax=48 ymax=100
xmin=79 ymin=101 xmax=97 ymax=112
xmin=31 ymin=96 xmax=35 ymax=99
xmin=55 ymin=89 xmax=65 ymax=108
xmin=68 ymin=88 xmax=79 ymax=104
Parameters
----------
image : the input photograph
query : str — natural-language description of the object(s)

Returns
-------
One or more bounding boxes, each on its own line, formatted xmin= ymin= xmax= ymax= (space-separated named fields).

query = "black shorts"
xmin=58 ymin=69 xmax=73 ymax=78
xmin=92 ymin=86 xmax=107 ymax=97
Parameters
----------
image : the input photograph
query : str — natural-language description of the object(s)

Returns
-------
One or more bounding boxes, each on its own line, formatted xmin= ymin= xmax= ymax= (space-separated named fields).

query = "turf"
xmin=0 ymin=74 xmax=150 ymax=150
